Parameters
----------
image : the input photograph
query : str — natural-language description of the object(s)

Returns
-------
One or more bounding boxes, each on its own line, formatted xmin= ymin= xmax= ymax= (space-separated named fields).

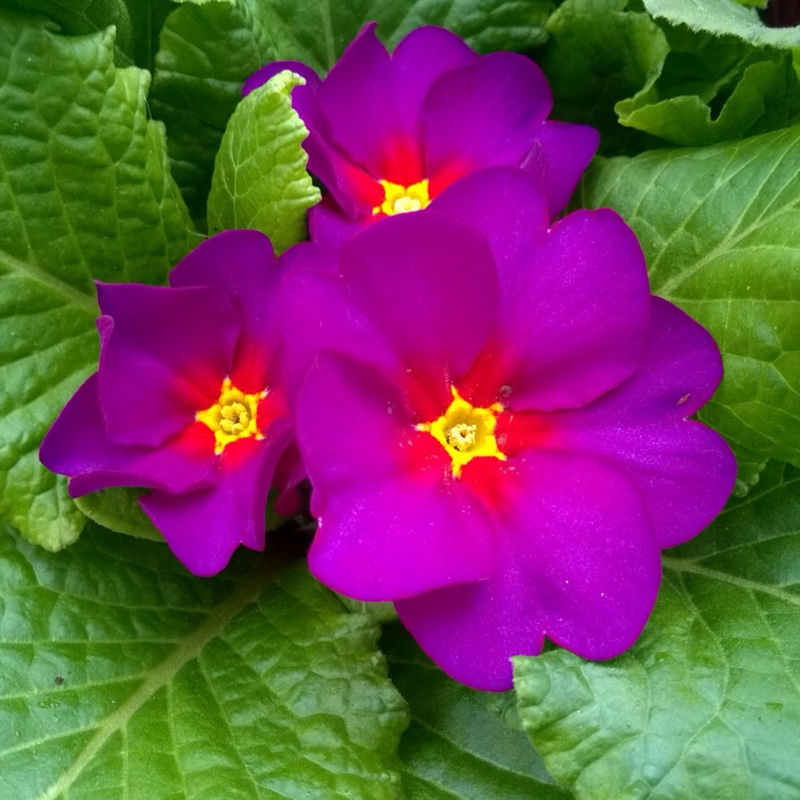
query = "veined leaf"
xmin=578 ymin=125 xmax=800 ymax=467
xmin=0 ymin=14 xmax=195 ymax=550
xmin=383 ymin=624 xmax=570 ymax=799
xmin=0 ymin=524 xmax=408 ymax=799
xmin=207 ymin=71 xmax=320 ymax=253
xmin=515 ymin=462 xmax=800 ymax=800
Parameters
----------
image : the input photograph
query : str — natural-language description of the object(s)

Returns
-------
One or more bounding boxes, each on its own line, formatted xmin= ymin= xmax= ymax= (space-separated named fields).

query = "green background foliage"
xmin=2 ymin=0 xmax=800 ymax=796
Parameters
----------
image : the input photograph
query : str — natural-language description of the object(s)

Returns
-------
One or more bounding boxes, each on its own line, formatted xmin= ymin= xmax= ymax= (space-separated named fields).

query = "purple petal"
xmin=308 ymin=194 xmax=377 ymax=247
xmin=96 ymin=282 xmax=239 ymax=447
xmin=423 ymin=52 xmax=553 ymax=194
xmin=140 ymin=423 xmax=293 ymax=576
xmin=481 ymin=208 xmax=652 ymax=411
xmin=169 ymin=229 xmax=280 ymax=390
xmin=397 ymin=451 xmax=660 ymax=690
xmin=315 ymin=24 xmax=423 ymax=181
xmin=298 ymin=352 xmax=496 ymax=599
xmin=40 ymin=374 xmax=216 ymax=497
xmin=552 ymin=298 xmax=736 ymax=548
xmin=339 ymin=212 xmax=499 ymax=412
xmin=278 ymin=242 xmax=403 ymax=401
xmin=522 ymin=120 xmax=600 ymax=217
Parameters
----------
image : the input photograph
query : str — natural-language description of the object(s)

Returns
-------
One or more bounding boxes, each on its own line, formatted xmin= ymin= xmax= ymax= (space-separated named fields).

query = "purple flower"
xmin=282 ymin=169 xmax=737 ymax=690
xmin=245 ymin=24 xmax=598 ymax=245
xmin=40 ymin=230 xmax=298 ymax=576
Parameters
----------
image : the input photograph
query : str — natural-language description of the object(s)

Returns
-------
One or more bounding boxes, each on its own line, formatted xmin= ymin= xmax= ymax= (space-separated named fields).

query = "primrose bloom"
xmin=245 ymin=24 xmax=598 ymax=245
xmin=40 ymin=231 xmax=296 ymax=575
xmin=283 ymin=169 xmax=737 ymax=690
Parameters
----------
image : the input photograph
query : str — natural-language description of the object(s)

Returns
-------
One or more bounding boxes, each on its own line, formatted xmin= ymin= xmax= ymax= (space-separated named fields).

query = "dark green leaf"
xmin=383 ymin=624 xmax=570 ymax=799
xmin=0 ymin=524 xmax=408 ymax=798
xmin=0 ymin=14 xmax=195 ymax=549
xmin=515 ymin=461 xmax=800 ymax=800
xmin=578 ymin=125 xmax=800 ymax=466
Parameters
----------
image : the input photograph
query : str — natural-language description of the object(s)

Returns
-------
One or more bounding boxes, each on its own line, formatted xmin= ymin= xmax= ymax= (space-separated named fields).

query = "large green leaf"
xmin=515 ymin=461 xmax=800 ymax=800
xmin=577 ymin=125 xmax=800 ymax=467
xmin=149 ymin=0 xmax=552 ymax=221
xmin=644 ymin=0 xmax=800 ymax=49
xmin=0 ymin=524 xmax=408 ymax=798
xmin=207 ymin=70 xmax=320 ymax=253
xmin=0 ymin=14 xmax=195 ymax=550
xmin=382 ymin=624 xmax=570 ymax=799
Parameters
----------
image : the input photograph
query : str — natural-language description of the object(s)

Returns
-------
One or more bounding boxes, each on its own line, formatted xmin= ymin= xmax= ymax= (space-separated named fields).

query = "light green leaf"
xmin=74 ymin=489 xmax=163 ymax=541
xmin=0 ymin=14 xmax=195 ymax=550
xmin=577 ymin=125 xmax=800 ymax=466
xmin=515 ymin=461 xmax=800 ymax=800
xmin=0 ymin=524 xmax=408 ymax=798
xmin=383 ymin=624 xmax=570 ymax=799
xmin=617 ymin=31 xmax=800 ymax=146
xmin=149 ymin=0 xmax=552 ymax=221
xmin=537 ymin=0 xmax=669 ymax=154
xmin=207 ymin=71 xmax=320 ymax=253
xmin=643 ymin=0 xmax=800 ymax=48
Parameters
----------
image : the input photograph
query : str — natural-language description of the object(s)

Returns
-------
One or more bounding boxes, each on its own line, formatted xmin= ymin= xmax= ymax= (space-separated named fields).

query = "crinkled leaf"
xmin=4 ymin=0 xmax=182 ymax=69
xmin=578 ymin=125 xmax=800 ymax=467
xmin=515 ymin=461 xmax=800 ymax=800
xmin=537 ymin=0 xmax=669 ymax=154
xmin=0 ymin=15 xmax=195 ymax=550
xmin=149 ymin=0 xmax=552 ymax=221
xmin=0 ymin=524 xmax=408 ymax=799
xmin=383 ymin=624 xmax=570 ymax=799
xmin=207 ymin=71 xmax=320 ymax=253
xmin=644 ymin=0 xmax=800 ymax=48
xmin=74 ymin=489 xmax=163 ymax=541
xmin=617 ymin=27 xmax=800 ymax=146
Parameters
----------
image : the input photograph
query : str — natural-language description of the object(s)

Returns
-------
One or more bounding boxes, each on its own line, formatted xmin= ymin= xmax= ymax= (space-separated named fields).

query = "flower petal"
xmin=339 ymin=211 xmax=499 ymax=413
xmin=242 ymin=60 xmax=321 ymax=99
xmin=169 ymin=229 xmax=280 ymax=390
xmin=483 ymin=208 xmax=652 ymax=411
xmin=522 ymin=120 xmax=600 ymax=217
xmin=551 ymin=297 xmax=737 ymax=548
xmin=140 ymin=424 xmax=293 ymax=576
xmin=39 ymin=374 xmax=216 ymax=497
xmin=423 ymin=52 xmax=553 ymax=195
xmin=397 ymin=451 xmax=660 ymax=690
xmin=298 ymin=351 xmax=496 ymax=599
xmin=96 ymin=282 xmax=239 ymax=447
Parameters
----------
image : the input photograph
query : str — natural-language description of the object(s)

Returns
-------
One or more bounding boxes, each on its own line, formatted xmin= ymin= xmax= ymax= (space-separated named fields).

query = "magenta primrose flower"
xmin=40 ymin=230 xmax=297 ymax=576
xmin=244 ymin=23 xmax=598 ymax=245
xmin=282 ymin=168 xmax=737 ymax=691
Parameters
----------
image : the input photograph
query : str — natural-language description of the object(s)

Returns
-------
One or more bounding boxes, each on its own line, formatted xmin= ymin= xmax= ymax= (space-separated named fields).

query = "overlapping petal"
xmin=550 ymin=298 xmax=737 ymax=548
xmin=96 ymin=282 xmax=239 ymax=447
xmin=397 ymin=452 xmax=660 ymax=690
xmin=298 ymin=352 xmax=496 ymax=600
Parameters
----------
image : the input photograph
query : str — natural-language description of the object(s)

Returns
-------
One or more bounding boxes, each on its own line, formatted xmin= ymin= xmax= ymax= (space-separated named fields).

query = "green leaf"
xmin=74 ymin=489 xmax=163 ymax=541
xmin=0 ymin=14 xmax=195 ymax=550
xmin=537 ymin=0 xmax=669 ymax=154
xmin=577 ymin=125 xmax=800 ymax=466
xmin=643 ymin=0 xmax=800 ymax=48
xmin=149 ymin=0 xmax=552 ymax=222
xmin=616 ymin=28 xmax=800 ymax=146
xmin=383 ymin=624 xmax=570 ymax=799
xmin=515 ymin=461 xmax=800 ymax=800
xmin=0 ymin=524 xmax=408 ymax=798
xmin=207 ymin=70 xmax=320 ymax=253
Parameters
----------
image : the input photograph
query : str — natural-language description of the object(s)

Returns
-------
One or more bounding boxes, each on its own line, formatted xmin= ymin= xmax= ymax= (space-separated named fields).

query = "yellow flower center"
xmin=195 ymin=377 xmax=267 ymax=455
xmin=417 ymin=387 xmax=506 ymax=478
xmin=373 ymin=179 xmax=431 ymax=216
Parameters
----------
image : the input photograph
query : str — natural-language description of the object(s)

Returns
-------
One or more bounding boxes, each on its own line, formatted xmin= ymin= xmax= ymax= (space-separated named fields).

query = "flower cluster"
xmin=41 ymin=24 xmax=736 ymax=690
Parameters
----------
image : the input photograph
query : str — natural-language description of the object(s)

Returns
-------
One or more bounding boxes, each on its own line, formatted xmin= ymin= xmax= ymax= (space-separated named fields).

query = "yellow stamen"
xmin=417 ymin=387 xmax=506 ymax=478
xmin=196 ymin=378 xmax=267 ymax=455
xmin=373 ymin=179 xmax=431 ymax=216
